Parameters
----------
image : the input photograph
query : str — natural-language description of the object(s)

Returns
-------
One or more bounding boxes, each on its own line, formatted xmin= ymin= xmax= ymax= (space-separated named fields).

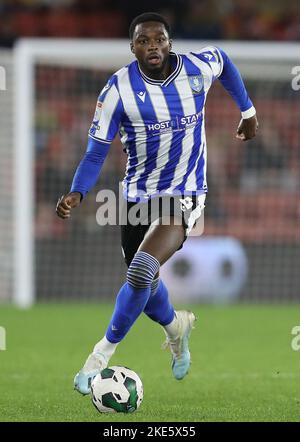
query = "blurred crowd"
xmin=0 ymin=0 xmax=300 ymax=46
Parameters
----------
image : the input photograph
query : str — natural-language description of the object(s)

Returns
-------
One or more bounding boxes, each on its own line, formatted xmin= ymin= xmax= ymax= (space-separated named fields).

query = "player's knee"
xmin=127 ymin=250 xmax=160 ymax=289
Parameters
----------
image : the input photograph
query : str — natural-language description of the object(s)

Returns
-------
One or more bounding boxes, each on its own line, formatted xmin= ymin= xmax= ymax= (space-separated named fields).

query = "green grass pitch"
xmin=1 ymin=303 xmax=300 ymax=422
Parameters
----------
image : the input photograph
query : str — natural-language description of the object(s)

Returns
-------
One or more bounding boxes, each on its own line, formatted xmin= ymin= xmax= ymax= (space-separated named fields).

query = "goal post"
xmin=13 ymin=39 xmax=134 ymax=308
xmin=12 ymin=39 xmax=300 ymax=307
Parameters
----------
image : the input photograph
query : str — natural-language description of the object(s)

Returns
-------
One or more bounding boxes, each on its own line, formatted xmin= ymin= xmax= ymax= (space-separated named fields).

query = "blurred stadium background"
xmin=0 ymin=0 xmax=299 ymax=306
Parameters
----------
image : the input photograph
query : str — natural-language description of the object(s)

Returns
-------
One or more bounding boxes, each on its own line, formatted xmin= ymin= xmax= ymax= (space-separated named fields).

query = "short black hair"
xmin=129 ymin=12 xmax=171 ymax=40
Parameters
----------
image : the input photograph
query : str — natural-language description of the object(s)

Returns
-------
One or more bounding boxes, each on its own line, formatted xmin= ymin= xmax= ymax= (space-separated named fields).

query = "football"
xmin=91 ymin=366 xmax=143 ymax=413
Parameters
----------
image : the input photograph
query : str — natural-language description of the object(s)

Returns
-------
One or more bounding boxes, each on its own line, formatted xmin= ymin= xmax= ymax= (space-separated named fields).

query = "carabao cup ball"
xmin=91 ymin=366 xmax=143 ymax=413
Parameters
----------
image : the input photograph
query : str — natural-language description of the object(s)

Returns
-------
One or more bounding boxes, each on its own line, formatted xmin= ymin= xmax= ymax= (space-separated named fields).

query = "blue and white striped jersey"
xmin=71 ymin=46 xmax=255 ymax=201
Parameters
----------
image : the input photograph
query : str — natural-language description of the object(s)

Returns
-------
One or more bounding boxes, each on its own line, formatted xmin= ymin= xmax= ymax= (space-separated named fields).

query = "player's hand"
xmin=236 ymin=114 xmax=258 ymax=141
xmin=56 ymin=192 xmax=81 ymax=219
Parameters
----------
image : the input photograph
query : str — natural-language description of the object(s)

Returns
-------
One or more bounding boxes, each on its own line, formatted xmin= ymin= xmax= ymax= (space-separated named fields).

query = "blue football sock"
xmin=144 ymin=279 xmax=175 ymax=326
xmin=106 ymin=282 xmax=151 ymax=343
xmin=106 ymin=251 xmax=160 ymax=343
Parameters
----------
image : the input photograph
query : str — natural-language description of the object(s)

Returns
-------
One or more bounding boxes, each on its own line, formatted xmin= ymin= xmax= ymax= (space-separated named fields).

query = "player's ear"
xmin=130 ymin=42 xmax=135 ymax=54
xmin=169 ymin=39 xmax=173 ymax=52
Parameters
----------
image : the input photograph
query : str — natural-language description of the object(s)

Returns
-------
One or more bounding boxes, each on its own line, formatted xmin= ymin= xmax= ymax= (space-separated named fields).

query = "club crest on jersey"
xmin=188 ymin=75 xmax=204 ymax=94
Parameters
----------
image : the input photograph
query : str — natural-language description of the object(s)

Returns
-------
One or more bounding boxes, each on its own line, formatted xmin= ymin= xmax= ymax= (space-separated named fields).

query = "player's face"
xmin=131 ymin=22 xmax=172 ymax=76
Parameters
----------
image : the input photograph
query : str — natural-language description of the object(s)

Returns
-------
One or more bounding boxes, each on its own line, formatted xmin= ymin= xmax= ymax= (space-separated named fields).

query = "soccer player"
xmin=56 ymin=12 xmax=258 ymax=395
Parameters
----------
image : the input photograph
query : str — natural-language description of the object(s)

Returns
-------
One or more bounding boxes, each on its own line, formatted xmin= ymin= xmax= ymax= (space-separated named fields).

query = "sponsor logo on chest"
xmin=147 ymin=111 xmax=202 ymax=135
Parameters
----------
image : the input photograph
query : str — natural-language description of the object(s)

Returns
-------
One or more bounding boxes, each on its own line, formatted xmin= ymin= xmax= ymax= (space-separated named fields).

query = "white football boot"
xmin=162 ymin=310 xmax=196 ymax=380
xmin=74 ymin=352 xmax=108 ymax=395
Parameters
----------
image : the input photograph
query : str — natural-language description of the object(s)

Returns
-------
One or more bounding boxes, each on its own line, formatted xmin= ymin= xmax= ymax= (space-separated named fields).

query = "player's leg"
xmin=139 ymin=218 xmax=196 ymax=380
xmin=119 ymin=214 xmax=187 ymax=361
xmin=74 ymin=218 xmax=186 ymax=394
xmin=74 ymin=196 xmax=204 ymax=393
xmin=97 ymin=204 xmax=185 ymax=352
xmin=98 ymin=212 xmax=196 ymax=382
xmin=142 ymin=195 xmax=205 ymax=379
xmin=103 ymin=217 xmax=185 ymax=345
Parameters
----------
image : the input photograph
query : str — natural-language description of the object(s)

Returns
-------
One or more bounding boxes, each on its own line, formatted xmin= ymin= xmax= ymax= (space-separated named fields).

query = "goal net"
xmin=7 ymin=40 xmax=300 ymax=306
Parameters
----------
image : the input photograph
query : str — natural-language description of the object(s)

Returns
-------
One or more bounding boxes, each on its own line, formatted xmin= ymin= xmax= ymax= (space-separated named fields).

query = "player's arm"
xmin=211 ymin=47 xmax=258 ymax=141
xmin=56 ymin=138 xmax=111 ymax=219
xmin=56 ymin=77 xmax=123 ymax=219
xmin=199 ymin=46 xmax=258 ymax=141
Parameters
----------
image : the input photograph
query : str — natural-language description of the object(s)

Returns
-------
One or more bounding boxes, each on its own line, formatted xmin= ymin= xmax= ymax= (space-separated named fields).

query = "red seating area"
xmin=202 ymin=190 xmax=300 ymax=243
xmin=1 ymin=0 xmax=300 ymax=44
xmin=11 ymin=11 xmax=125 ymax=38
